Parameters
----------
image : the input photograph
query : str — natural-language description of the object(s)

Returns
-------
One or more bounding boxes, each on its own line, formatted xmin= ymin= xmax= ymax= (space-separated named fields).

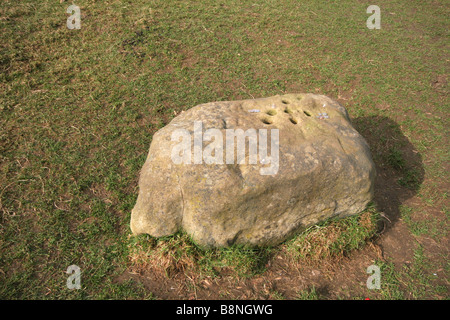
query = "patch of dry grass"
xmin=128 ymin=234 xmax=199 ymax=278
xmin=127 ymin=232 xmax=274 ymax=280
xmin=285 ymin=208 xmax=379 ymax=265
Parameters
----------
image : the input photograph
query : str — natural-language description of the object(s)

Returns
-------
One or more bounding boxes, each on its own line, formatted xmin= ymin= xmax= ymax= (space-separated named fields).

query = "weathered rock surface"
xmin=130 ymin=93 xmax=376 ymax=248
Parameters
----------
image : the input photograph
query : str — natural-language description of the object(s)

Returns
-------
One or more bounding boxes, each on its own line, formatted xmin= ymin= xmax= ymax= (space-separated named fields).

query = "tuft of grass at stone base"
xmin=128 ymin=232 xmax=273 ymax=279
xmin=285 ymin=206 xmax=380 ymax=263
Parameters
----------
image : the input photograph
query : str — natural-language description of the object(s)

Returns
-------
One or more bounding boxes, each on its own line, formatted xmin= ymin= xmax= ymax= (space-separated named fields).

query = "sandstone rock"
xmin=130 ymin=93 xmax=376 ymax=248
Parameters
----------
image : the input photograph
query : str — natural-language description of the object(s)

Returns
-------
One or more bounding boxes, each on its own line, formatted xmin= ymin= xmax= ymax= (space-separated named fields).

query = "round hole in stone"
xmin=303 ymin=110 xmax=311 ymax=117
xmin=266 ymin=109 xmax=277 ymax=116
xmin=284 ymin=107 xmax=293 ymax=114
xmin=262 ymin=117 xmax=273 ymax=125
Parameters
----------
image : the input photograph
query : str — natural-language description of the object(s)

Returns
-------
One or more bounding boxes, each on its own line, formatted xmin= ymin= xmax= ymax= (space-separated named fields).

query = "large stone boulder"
xmin=130 ymin=93 xmax=375 ymax=248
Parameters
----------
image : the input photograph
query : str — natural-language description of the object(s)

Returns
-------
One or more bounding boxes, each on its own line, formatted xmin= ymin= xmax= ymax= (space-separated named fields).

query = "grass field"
xmin=0 ymin=0 xmax=448 ymax=299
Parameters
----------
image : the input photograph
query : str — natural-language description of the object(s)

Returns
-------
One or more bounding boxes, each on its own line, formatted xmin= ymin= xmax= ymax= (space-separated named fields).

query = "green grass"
xmin=400 ymin=205 xmax=448 ymax=240
xmin=0 ymin=0 xmax=448 ymax=299
xmin=366 ymin=244 xmax=448 ymax=300
xmin=297 ymin=286 xmax=320 ymax=300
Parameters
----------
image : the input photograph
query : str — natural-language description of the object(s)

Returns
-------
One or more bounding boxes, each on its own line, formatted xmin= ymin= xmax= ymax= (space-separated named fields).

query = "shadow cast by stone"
xmin=352 ymin=116 xmax=425 ymax=232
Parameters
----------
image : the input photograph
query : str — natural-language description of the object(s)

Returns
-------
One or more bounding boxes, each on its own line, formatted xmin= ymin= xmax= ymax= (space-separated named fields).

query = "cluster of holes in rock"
xmin=261 ymin=98 xmax=312 ymax=125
